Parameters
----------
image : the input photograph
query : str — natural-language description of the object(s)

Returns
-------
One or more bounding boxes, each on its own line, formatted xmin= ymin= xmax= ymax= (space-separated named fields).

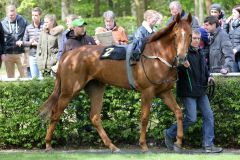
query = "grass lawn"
xmin=0 ymin=151 xmax=239 ymax=160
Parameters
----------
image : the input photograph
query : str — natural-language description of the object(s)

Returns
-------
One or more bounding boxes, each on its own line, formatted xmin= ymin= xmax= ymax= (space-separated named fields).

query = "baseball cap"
xmin=72 ymin=18 xmax=87 ymax=27
xmin=210 ymin=4 xmax=222 ymax=12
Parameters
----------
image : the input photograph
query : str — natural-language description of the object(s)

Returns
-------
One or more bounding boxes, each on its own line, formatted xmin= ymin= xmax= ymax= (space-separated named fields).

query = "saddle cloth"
xmin=100 ymin=45 xmax=127 ymax=60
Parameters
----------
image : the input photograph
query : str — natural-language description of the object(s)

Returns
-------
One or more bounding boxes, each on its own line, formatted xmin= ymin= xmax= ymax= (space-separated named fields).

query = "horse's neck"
xmin=148 ymin=34 xmax=177 ymax=60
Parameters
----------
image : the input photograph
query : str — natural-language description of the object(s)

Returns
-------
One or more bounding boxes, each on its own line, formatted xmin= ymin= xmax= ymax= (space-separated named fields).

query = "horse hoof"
xmin=141 ymin=146 xmax=149 ymax=153
xmin=45 ymin=147 xmax=53 ymax=152
xmin=112 ymin=148 xmax=121 ymax=153
xmin=173 ymin=144 xmax=182 ymax=153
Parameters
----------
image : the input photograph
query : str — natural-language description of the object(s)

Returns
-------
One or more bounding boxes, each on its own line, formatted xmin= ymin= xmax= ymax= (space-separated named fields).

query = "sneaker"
xmin=163 ymin=129 xmax=174 ymax=150
xmin=203 ymin=145 xmax=223 ymax=153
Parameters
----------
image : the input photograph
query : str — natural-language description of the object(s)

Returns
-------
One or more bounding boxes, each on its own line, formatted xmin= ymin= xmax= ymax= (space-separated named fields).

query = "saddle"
xmin=99 ymin=37 xmax=148 ymax=62
xmin=100 ymin=45 xmax=127 ymax=60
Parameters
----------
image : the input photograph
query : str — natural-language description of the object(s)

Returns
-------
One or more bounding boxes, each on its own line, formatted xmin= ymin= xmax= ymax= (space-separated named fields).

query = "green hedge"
xmin=0 ymin=77 xmax=240 ymax=149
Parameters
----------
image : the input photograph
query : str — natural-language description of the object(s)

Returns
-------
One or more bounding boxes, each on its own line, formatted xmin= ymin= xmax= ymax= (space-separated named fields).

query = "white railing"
xmin=211 ymin=73 xmax=240 ymax=77
xmin=0 ymin=77 xmax=44 ymax=81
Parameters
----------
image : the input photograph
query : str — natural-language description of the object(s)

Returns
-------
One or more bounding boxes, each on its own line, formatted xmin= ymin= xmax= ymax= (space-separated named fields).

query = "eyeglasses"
xmin=192 ymin=37 xmax=201 ymax=40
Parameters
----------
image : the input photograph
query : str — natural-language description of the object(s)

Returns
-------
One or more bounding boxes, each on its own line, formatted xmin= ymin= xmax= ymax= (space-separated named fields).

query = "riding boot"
xmin=130 ymin=49 xmax=141 ymax=65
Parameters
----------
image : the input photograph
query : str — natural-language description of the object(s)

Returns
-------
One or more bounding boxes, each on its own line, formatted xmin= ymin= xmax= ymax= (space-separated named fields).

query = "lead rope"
xmin=186 ymin=69 xmax=192 ymax=92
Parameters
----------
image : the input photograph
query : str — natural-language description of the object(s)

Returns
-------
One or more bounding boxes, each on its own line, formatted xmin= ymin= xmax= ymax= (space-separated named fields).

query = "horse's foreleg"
xmin=160 ymin=91 xmax=183 ymax=149
xmin=45 ymin=94 xmax=73 ymax=151
xmin=85 ymin=81 xmax=119 ymax=152
xmin=139 ymin=91 xmax=153 ymax=152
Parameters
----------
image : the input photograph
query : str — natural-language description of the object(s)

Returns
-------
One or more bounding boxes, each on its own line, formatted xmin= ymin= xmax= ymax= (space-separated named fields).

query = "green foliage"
xmin=0 ymin=77 xmax=240 ymax=149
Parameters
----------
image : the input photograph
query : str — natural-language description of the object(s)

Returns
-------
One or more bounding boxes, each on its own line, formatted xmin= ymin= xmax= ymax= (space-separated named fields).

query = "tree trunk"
xmin=94 ymin=0 xmax=100 ymax=17
xmin=199 ymin=0 xmax=204 ymax=25
xmin=61 ymin=0 xmax=69 ymax=21
xmin=108 ymin=0 xmax=113 ymax=9
xmin=205 ymin=0 xmax=212 ymax=15
xmin=134 ymin=0 xmax=145 ymax=26
xmin=194 ymin=0 xmax=199 ymax=19
xmin=144 ymin=0 xmax=148 ymax=11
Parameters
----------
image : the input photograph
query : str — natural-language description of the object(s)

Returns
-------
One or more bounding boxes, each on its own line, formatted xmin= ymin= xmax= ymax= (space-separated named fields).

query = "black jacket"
xmin=1 ymin=15 xmax=28 ymax=54
xmin=0 ymin=22 xmax=4 ymax=55
xmin=64 ymin=30 xmax=96 ymax=52
xmin=177 ymin=47 xmax=210 ymax=97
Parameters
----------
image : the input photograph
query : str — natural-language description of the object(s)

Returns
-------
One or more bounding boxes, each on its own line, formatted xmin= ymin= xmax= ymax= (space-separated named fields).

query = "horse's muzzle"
xmin=177 ymin=55 xmax=187 ymax=65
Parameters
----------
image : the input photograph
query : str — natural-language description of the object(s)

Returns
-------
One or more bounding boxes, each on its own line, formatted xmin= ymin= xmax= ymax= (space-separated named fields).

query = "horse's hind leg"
xmin=85 ymin=81 xmax=120 ymax=152
xmin=45 ymin=92 xmax=75 ymax=151
xmin=160 ymin=91 xmax=183 ymax=150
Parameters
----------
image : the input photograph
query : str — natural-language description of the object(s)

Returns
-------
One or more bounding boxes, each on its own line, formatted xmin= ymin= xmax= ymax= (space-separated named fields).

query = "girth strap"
xmin=126 ymin=44 xmax=136 ymax=89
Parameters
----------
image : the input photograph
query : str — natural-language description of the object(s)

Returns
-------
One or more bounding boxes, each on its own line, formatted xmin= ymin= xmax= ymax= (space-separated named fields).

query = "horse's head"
xmin=173 ymin=13 xmax=192 ymax=64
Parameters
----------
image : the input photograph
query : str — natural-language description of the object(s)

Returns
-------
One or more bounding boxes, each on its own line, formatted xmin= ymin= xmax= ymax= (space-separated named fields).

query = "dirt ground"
xmin=0 ymin=146 xmax=240 ymax=154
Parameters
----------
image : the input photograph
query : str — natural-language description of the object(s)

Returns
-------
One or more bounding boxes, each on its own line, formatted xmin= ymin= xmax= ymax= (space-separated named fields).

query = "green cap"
xmin=72 ymin=18 xmax=87 ymax=27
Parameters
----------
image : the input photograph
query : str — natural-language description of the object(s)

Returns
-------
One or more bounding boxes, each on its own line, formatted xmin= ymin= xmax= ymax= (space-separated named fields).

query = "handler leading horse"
xmin=40 ymin=13 xmax=192 ymax=152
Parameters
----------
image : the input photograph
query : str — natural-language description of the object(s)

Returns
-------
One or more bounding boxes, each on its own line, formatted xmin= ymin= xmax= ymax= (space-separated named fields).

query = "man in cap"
xmin=63 ymin=18 xmax=96 ymax=52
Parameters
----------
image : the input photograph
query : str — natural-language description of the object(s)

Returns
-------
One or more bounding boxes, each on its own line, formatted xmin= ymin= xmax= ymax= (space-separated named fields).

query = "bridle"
xmin=140 ymin=54 xmax=179 ymax=85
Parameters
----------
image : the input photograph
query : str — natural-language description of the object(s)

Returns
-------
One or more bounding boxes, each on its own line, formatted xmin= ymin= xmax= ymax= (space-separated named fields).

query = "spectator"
xmin=130 ymin=10 xmax=159 ymax=64
xmin=37 ymin=14 xmax=64 ymax=76
xmin=0 ymin=22 xmax=4 ymax=69
xmin=51 ymin=14 xmax=78 ymax=72
xmin=56 ymin=14 xmax=78 ymax=61
xmin=224 ymin=5 xmax=240 ymax=72
xmin=153 ymin=12 xmax=164 ymax=32
xmin=209 ymin=4 xmax=225 ymax=29
xmin=1 ymin=5 xmax=28 ymax=78
xmin=63 ymin=18 xmax=96 ymax=53
xmin=95 ymin=10 xmax=128 ymax=45
xmin=167 ymin=0 xmax=199 ymax=29
xmin=163 ymin=29 xmax=223 ymax=153
xmin=18 ymin=7 xmax=43 ymax=78
xmin=204 ymin=16 xmax=234 ymax=73
xmin=198 ymin=27 xmax=210 ymax=67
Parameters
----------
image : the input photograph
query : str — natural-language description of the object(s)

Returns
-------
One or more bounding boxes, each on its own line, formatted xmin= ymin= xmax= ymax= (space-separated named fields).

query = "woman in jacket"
xmin=37 ymin=14 xmax=64 ymax=76
xmin=0 ymin=22 xmax=4 ymax=69
xmin=95 ymin=10 xmax=128 ymax=45
xmin=224 ymin=5 xmax=240 ymax=72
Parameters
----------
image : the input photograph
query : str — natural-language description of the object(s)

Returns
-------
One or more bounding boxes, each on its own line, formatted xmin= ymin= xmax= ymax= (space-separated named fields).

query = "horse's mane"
xmin=149 ymin=20 xmax=177 ymax=42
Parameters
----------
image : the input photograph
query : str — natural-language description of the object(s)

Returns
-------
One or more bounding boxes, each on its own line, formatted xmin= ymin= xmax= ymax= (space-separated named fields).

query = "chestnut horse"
xmin=40 ymin=14 xmax=192 ymax=152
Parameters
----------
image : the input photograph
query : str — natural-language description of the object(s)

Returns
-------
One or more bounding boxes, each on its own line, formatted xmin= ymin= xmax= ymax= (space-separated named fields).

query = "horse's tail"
xmin=39 ymin=65 xmax=61 ymax=121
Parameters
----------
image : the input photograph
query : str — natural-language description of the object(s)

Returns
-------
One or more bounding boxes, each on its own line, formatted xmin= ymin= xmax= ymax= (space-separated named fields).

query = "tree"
xmin=205 ymin=0 xmax=212 ymax=15
xmin=61 ymin=0 xmax=69 ymax=21
xmin=194 ymin=0 xmax=204 ymax=25
xmin=134 ymin=0 xmax=145 ymax=26
xmin=94 ymin=0 xmax=100 ymax=17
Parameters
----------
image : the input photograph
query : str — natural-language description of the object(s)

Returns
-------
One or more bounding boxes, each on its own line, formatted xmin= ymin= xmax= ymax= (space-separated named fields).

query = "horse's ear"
xmin=175 ymin=13 xmax=181 ymax=23
xmin=187 ymin=13 xmax=192 ymax=24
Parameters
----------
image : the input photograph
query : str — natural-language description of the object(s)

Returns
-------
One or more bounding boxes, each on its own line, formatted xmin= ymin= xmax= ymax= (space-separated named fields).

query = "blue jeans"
xmin=29 ymin=55 xmax=41 ymax=78
xmin=166 ymin=95 xmax=214 ymax=147
xmin=233 ymin=56 xmax=240 ymax=72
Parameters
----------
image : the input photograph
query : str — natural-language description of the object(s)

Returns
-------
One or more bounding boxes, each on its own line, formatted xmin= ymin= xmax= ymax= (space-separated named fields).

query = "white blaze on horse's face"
xmin=177 ymin=28 xmax=187 ymax=59
xmin=176 ymin=28 xmax=190 ymax=61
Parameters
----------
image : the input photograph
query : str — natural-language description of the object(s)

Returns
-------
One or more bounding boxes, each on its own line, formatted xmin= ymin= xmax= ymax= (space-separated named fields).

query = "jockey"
xmin=130 ymin=10 xmax=160 ymax=65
